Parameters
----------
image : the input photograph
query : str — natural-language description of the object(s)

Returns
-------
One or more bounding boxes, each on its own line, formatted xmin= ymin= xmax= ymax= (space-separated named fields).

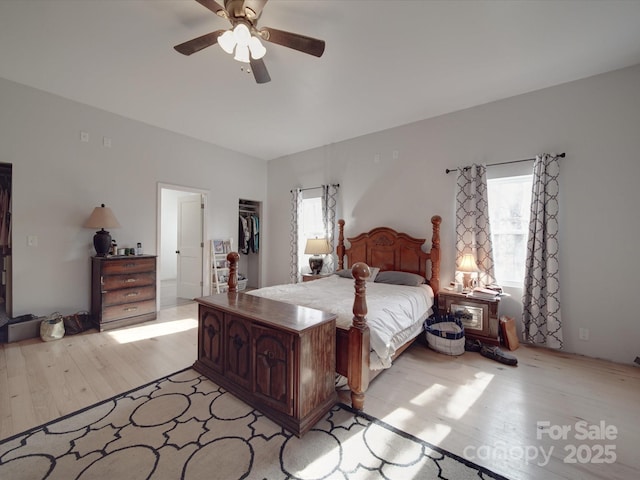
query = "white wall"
xmin=266 ymin=64 xmax=640 ymax=365
xmin=0 ymin=77 xmax=267 ymax=317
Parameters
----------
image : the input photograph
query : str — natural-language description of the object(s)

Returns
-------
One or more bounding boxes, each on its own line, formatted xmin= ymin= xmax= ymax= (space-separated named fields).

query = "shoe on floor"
xmin=464 ymin=338 xmax=483 ymax=352
xmin=480 ymin=345 xmax=518 ymax=366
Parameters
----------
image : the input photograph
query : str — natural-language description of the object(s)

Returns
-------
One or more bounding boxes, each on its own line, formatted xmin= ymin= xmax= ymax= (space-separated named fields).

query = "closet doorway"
xmin=157 ymin=184 xmax=208 ymax=309
xmin=0 ymin=163 xmax=11 ymax=322
xmin=238 ymin=199 xmax=262 ymax=289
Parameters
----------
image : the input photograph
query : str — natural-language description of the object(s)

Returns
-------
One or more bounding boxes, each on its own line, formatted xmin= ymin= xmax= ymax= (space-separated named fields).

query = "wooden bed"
xmin=225 ymin=215 xmax=441 ymax=411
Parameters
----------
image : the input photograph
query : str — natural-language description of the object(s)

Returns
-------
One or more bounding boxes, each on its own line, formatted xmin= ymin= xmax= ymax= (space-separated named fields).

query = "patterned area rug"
xmin=0 ymin=368 xmax=508 ymax=479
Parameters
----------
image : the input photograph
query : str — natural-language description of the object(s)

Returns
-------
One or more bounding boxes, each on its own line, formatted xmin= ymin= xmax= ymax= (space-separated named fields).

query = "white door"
xmin=177 ymin=194 xmax=203 ymax=299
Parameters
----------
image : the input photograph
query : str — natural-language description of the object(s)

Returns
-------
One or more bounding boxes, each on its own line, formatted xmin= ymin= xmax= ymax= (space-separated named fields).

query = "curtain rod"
xmin=290 ymin=183 xmax=340 ymax=193
xmin=445 ymin=152 xmax=565 ymax=174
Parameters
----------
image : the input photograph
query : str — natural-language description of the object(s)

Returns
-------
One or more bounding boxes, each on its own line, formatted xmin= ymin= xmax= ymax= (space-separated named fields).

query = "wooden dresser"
xmin=91 ymin=255 xmax=157 ymax=331
xmin=194 ymin=293 xmax=337 ymax=437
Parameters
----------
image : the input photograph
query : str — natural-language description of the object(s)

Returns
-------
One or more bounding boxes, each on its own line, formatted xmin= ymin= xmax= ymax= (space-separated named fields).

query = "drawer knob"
xmin=125 ymin=278 xmax=137 ymax=283
xmin=125 ymin=292 xmax=140 ymax=297
xmin=124 ymin=307 xmax=138 ymax=312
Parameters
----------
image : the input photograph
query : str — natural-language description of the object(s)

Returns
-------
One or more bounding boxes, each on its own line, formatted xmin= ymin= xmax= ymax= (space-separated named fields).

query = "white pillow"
xmin=335 ymin=266 xmax=380 ymax=282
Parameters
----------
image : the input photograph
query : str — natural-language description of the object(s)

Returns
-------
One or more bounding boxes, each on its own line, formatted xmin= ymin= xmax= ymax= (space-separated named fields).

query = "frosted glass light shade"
xmin=218 ymin=30 xmax=236 ymax=54
xmin=233 ymin=23 xmax=251 ymax=46
xmin=234 ymin=44 xmax=250 ymax=63
xmin=248 ymin=36 xmax=266 ymax=59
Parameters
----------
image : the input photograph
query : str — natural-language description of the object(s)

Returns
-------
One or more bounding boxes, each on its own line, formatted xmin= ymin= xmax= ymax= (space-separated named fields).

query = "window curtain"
xmin=289 ymin=188 xmax=302 ymax=283
xmin=321 ymin=184 xmax=339 ymax=273
xmin=522 ymin=154 xmax=562 ymax=349
xmin=455 ymin=164 xmax=496 ymax=286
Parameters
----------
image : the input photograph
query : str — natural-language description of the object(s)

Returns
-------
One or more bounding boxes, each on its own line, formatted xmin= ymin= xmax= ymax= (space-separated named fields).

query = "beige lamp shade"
xmin=457 ymin=253 xmax=479 ymax=289
xmin=457 ymin=253 xmax=479 ymax=273
xmin=304 ymin=238 xmax=332 ymax=255
xmin=84 ymin=204 xmax=121 ymax=229
xmin=84 ymin=204 xmax=121 ymax=257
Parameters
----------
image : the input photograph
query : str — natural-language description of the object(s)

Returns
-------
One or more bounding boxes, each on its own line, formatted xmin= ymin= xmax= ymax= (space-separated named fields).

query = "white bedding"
xmin=247 ymin=275 xmax=434 ymax=370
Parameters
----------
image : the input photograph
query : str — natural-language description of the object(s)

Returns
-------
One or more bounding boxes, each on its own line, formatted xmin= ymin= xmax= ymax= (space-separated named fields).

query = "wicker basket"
xmin=425 ymin=314 xmax=465 ymax=356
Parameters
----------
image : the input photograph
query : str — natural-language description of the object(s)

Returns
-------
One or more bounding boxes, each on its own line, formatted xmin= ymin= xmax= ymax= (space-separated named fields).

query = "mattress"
xmin=247 ymin=275 xmax=434 ymax=370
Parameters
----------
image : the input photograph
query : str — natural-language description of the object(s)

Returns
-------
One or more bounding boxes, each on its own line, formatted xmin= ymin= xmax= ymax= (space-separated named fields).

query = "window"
xmin=487 ymin=175 xmax=532 ymax=286
xmin=301 ymin=197 xmax=324 ymax=239
xmin=298 ymin=196 xmax=324 ymax=272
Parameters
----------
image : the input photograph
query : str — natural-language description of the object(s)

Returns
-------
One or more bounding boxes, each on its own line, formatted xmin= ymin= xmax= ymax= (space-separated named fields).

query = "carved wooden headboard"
xmin=336 ymin=216 xmax=441 ymax=295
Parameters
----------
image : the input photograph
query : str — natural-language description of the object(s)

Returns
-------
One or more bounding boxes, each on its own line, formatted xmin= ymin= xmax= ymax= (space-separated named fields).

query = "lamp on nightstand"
xmin=457 ymin=253 xmax=480 ymax=290
xmin=304 ymin=237 xmax=332 ymax=274
xmin=84 ymin=204 xmax=121 ymax=257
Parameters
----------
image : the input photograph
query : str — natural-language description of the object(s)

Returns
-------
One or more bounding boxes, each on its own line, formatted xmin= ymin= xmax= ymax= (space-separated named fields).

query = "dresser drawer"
xmin=102 ymin=272 xmax=155 ymax=291
xmin=102 ymin=299 xmax=156 ymax=323
xmin=103 ymin=285 xmax=156 ymax=306
xmin=101 ymin=257 xmax=155 ymax=275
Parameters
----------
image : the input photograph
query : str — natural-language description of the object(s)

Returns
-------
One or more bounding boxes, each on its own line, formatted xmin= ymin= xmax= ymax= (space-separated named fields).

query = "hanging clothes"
xmin=251 ymin=215 xmax=259 ymax=253
xmin=239 ymin=215 xmax=250 ymax=254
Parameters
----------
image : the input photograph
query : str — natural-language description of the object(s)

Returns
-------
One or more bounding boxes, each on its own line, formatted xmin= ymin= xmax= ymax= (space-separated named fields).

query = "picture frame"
xmin=450 ymin=303 xmax=483 ymax=330
xmin=213 ymin=239 xmax=224 ymax=254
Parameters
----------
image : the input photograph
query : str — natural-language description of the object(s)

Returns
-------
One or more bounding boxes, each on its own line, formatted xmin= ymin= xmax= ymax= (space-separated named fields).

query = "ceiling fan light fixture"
xmin=234 ymin=44 xmax=250 ymax=63
xmin=248 ymin=36 xmax=266 ymax=60
xmin=218 ymin=30 xmax=236 ymax=54
xmin=233 ymin=23 xmax=251 ymax=47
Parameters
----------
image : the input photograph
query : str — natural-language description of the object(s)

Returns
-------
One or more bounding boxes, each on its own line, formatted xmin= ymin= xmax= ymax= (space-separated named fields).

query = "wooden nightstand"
xmin=438 ymin=290 xmax=501 ymax=345
xmin=302 ymin=273 xmax=332 ymax=282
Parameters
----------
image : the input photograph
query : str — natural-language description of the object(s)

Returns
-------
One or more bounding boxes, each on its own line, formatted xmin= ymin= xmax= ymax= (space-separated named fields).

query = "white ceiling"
xmin=2 ymin=1 xmax=640 ymax=161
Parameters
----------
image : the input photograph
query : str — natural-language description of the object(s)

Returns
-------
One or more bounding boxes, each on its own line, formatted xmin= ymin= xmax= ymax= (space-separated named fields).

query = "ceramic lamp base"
xmin=309 ymin=256 xmax=324 ymax=275
xmin=93 ymin=229 xmax=112 ymax=257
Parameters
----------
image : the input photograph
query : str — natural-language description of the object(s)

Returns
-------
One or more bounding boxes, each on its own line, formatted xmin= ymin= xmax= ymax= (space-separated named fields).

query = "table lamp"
xmin=457 ymin=253 xmax=479 ymax=290
xmin=304 ymin=238 xmax=332 ymax=274
xmin=84 ymin=204 xmax=121 ymax=256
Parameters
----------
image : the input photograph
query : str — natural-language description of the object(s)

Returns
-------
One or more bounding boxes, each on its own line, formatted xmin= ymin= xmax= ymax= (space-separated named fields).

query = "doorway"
xmin=0 ymin=163 xmax=11 ymax=323
xmin=157 ymin=184 xmax=208 ymax=309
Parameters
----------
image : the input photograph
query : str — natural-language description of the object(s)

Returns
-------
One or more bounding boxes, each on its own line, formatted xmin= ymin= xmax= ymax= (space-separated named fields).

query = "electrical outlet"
xmin=80 ymin=131 xmax=89 ymax=142
xmin=579 ymin=328 xmax=589 ymax=341
xmin=27 ymin=235 xmax=38 ymax=247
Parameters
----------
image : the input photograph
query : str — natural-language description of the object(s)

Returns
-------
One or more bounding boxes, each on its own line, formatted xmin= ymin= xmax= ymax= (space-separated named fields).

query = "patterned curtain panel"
xmin=289 ymin=188 xmax=302 ymax=283
xmin=522 ymin=154 xmax=563 ymax=349
xmin=321 ymin=184 xmax=339 ymax=273
xmin=455 ymin=164 xmax=496 ymax=286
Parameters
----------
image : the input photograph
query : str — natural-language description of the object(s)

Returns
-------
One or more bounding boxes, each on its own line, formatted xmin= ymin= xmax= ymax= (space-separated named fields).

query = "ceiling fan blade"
xmin=195 ymin=0 xmax=227 ymax=17
xmin=260 ymin=27 xmax=325 ymax=57
xmin=174 ymin=30 xmax=226 ymax=55
xmin=250 ymin=57 xmax=271 ymax=84
xmin=243 ymin=0 xmax=268 ymax=20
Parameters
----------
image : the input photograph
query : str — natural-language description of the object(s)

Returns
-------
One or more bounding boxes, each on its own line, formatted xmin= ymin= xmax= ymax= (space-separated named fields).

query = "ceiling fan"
xmin=174 ymin=0 xmax=325 ymax=84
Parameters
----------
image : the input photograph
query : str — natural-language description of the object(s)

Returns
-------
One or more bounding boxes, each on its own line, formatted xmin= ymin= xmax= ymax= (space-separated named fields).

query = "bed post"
xmin=227 ymin=252 xmax=239 ymax=293
xmin=337 ymin=219 xmax=345 ymax=270
xmin=349 ymin=262 xmax=370 ymax=410
xmin=429 ymin=216 xmax=441 ymax=296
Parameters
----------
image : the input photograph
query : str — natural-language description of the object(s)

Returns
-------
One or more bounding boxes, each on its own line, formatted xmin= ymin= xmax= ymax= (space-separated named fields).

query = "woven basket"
xmin=40 ymin=312 xmax=65 ymax=342
xmin=425 ymin=314 xmax=465 ymax=356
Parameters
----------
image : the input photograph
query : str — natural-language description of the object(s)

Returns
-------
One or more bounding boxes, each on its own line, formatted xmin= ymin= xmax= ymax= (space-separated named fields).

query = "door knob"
xmin=175 ymin=250 xmax=180 ymax=254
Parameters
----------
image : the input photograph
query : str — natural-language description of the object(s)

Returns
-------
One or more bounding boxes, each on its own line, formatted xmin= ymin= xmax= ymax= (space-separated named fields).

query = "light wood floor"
xmin=1 ymin=303 xmax=638 ymax=480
